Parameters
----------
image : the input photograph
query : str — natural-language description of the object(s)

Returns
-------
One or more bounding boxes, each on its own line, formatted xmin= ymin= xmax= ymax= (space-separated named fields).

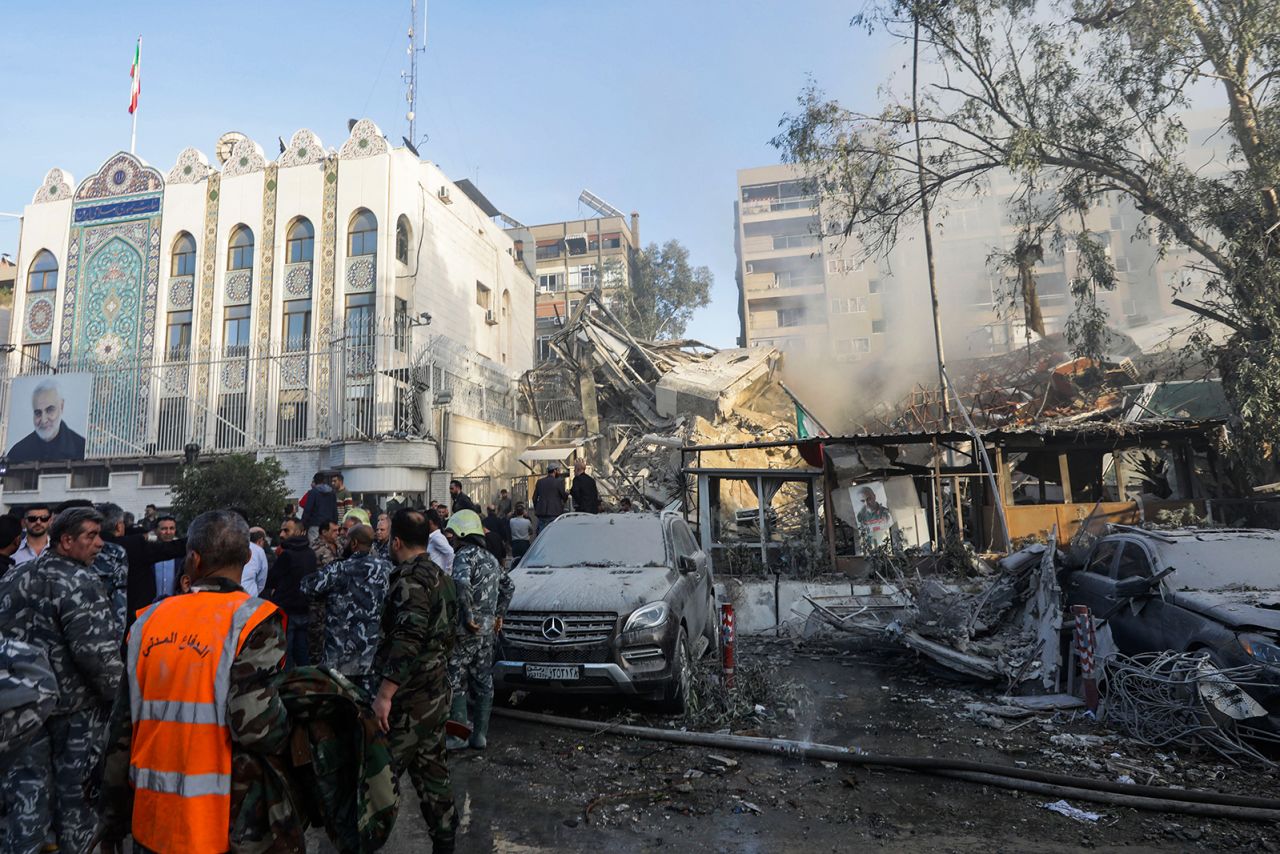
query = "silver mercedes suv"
xmin=493 ymin=512 xmax=719 ymax=712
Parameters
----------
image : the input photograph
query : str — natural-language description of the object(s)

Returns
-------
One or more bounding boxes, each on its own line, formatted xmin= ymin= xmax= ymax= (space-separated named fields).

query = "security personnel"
xmin=372 ymin=508 xmax=458 ymax=854
xmin=99 ymin=510 xmax=291 ymax=854
xmin=0 ymin=506 xmax=121 ymax=854
xmin=444 ymin=509 xmax=513 ymax=751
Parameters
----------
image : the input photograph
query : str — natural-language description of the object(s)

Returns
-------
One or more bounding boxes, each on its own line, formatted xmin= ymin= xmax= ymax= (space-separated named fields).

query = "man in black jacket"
xmin=449 ymin=480 xmax=479 ymax=515
xmin=532 ymin=465 xmax=568 ymax=533
xmin=77 ymin=501 xmax=187 ymax=623
xmin=569 ymin=460 xmax=600 ymax=514
xmin=265 ymin=518 xmax=319 ymax=667
xmin=300 ymin=471 xmax=339 ymax=542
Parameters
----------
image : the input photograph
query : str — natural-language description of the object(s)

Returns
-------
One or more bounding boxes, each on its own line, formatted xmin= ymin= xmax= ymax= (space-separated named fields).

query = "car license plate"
xmin=525 ymin=664 xmax=582 ymax=681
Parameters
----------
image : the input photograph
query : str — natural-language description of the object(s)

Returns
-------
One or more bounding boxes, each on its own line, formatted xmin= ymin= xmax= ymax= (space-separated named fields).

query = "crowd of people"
xmin=0 ymin=460 xmax=629 ymax=853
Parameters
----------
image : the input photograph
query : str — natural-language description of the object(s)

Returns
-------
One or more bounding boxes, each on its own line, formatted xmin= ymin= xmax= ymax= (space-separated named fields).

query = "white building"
xmin=3 ymin=120 xmax=537 ymax=510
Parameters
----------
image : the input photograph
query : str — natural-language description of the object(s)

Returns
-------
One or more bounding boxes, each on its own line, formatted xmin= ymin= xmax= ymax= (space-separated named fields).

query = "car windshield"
xmin=1160 ymin=533 xmax=1280 ymax=591
xmin=520 ymin=515 xmax=668 ymax=568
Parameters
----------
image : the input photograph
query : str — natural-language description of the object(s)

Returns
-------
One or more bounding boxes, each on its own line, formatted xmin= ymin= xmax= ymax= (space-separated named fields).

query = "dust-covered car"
xmin=493 ymin=511 xmax=718 ymax=711
xmin=1064 ymin=527 xmax=1280 ymax=731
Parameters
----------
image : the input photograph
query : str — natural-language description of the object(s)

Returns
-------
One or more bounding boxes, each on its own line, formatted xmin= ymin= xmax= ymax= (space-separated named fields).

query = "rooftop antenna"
xmin=401 ymin=0 xmax=428 ymax=148
xmin=578 ymin=189 xmax=625 ymax=219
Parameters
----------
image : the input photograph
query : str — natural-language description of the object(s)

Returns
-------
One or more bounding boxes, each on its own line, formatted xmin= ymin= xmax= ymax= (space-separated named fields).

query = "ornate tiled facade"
xmin=222 ymin=138 xmax=267 ymax=178
xmin=253 ymin=164 xmax=280 ymax=442
xmin=279 ymin=129 xmax=325 ymax=168
xmin=283 ymin=263 xmax=313 ymax=297
xmin=32 ymin=168 xmax=73 ymax=204
xmin=315 ymin=157 xmax=340 ymax=422
xmin=24 ymin=296 xmax=55 ymax=342
xmin=58 ymin=154 xmax=164 ymax=371
xmin=224 ymin=270 xmax=252 ymax=304
xmin=167 ymin=276 xmax=194 ymax=310
xmin=339 ymin=119 xmax=388 ymax=159
xmin=345 ymin=256 xmax=376 ymax=292
xmin=167 ymin=148 xmax=214 ymax=184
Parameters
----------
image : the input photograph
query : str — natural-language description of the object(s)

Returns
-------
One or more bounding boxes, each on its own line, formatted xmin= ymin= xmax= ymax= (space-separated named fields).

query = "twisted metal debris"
xmin=1102 ymin=651 xmax=1280 ymax=767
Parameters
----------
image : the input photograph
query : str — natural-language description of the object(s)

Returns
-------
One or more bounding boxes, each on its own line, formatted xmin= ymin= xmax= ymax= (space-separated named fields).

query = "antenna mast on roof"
xmin=401 ymin=0 xmax=428 ymax=146
xmin=578 ymin=189 xmax=625 ymax=219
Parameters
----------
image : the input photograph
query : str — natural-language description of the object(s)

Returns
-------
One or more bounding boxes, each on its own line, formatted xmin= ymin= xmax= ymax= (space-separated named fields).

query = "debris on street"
xmin=1103 ymin=651 xmax=1280 ymax=767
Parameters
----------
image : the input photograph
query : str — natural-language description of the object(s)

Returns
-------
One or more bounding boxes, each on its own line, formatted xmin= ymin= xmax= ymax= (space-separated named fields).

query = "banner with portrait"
xmin=6 ymin=373 xmax=93 ymax=463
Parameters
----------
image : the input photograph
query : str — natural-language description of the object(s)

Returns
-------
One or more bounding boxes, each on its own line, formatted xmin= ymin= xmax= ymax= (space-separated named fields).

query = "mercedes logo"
xmin=541 ymin=616 xmax=566 ymax=641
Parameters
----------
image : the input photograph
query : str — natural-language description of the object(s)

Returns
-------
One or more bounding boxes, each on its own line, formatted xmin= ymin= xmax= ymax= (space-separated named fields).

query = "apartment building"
xmin=734 ymin=164 xmax=880 ymax=362
xmin=736 ymin=163 xmax=1205 ymax=365
xmin=514 ymin=203 xmax=640 ymax=363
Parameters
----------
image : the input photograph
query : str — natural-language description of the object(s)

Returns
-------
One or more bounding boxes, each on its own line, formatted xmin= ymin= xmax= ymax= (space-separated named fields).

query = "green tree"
xmin=774 ymin=0 xmax=1280 ymax=471
xmin=616 ymin=240 xmax=713 ymax=341
xmin=169 ymin=453 xmax=290 ymax=530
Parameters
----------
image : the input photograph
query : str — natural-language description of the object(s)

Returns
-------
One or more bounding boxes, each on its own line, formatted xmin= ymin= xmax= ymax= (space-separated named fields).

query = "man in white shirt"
xmin=12 ymin=502 xmax=52 ymax=565
xmin=426 ymin=511 xmax=454 ymax=573
xmin=241 ymin=529 xmax=271 ymax=597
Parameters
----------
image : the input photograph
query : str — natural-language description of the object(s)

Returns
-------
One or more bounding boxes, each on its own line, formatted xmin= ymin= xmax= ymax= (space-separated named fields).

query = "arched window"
xmin=286 ymin=218 xmax=314 ymax=264
xmin=227 ymin=225 xmax=254 ymax=271
xmin=348 ymin=209 xmax=377 ymax=256
xmin=171 ymin=232 xmax=197 ymax=276
xmin=27 ymin=250 xmax=58 ymax=292
xmin=395 ymin=215 xmax=411 ymax=264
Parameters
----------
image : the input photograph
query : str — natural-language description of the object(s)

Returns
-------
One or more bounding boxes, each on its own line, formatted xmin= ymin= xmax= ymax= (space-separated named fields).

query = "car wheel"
xmin=660 ymin=627 xmax=693 ymax=714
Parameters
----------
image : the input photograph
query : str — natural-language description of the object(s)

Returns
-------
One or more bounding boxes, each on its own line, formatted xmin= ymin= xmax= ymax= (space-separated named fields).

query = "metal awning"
xmin=517 ymin=445 xmax=584 ymax=464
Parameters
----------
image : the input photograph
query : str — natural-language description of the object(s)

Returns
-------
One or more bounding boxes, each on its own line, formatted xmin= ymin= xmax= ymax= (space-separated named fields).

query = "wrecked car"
xmin=1065 ymin=527 xmax=1280 ymax=730
xmin=494 ymin=512 xmax=719 ymax=711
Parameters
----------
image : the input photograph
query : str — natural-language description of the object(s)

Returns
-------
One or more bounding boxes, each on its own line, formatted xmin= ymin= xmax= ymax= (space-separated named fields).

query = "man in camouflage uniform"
xmin=300 ymin=523 xmax=392 ymax=694
xmin=372 ymin=508 xmax=459 ymax=854
xmin=0 ymin=506 xmax=122 ymax=854
xmin=0 ymin=637 xmax=58 ymax=854
xmin=92 ymin=503 xmax=131 ymax=634
xmin=100 ymin=510 xmax=297 ymax=853
xmin=444 ymin=509 xmax=514 ymax=751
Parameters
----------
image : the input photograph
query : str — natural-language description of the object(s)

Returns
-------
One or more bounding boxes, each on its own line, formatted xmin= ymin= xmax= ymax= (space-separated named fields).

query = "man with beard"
xmin=7 ymin=379 xmax=85 ymax=463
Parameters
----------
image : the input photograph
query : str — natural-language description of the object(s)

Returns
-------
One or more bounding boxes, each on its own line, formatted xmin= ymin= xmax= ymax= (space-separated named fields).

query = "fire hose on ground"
xmin=492 ymin=707 xmax=1280 ymax=822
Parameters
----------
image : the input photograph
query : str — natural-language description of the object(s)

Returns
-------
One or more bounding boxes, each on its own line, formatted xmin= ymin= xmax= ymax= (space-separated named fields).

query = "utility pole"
xmin=402 ymin=0 xmax=427 ymax=146
xmin=911 ymin=14 xmax=950 ymax=430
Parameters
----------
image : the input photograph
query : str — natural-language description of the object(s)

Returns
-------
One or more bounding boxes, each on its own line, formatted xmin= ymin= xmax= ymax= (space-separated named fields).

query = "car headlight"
xmin=623 ymin=601 xmax=669 ymax=633
xmin=1238 ymin=635 xmax=1280 ymax=666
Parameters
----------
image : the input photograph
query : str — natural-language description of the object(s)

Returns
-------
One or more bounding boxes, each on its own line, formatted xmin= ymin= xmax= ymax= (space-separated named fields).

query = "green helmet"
xmin=446 ymin=508 xmax=485 ymax=540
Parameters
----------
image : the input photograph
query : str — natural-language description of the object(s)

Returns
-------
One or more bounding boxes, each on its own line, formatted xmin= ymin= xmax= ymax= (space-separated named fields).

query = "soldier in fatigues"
xmin=0 ymin=637 xmax=58 ymax=854
xmin=300 ymin=523 xmax=392 ymax=694
xmin=0 ymin=507 xmax=122 ymax=854
xmin=91 ymin=503 xmax=131 ymax=634
xmin=443 ymin=509 xmax=514 ymax=751
xmin=372 ymin=509 xmax=459 ymax=854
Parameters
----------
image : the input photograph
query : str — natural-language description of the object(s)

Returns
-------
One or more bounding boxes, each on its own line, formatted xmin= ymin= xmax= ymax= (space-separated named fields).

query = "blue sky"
xmin=0 ymin=1 xmax=889 ymax=346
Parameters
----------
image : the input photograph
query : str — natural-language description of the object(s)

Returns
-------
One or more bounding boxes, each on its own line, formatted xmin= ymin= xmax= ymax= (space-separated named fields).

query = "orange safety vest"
xmin=125 ymin=589 xmax=278 ymax=854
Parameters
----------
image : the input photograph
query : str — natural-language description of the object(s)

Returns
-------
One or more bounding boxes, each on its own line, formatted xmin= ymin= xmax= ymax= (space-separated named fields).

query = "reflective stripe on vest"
xmin=124 ymin=590 xmax=278 ymax=854
xmin=130 ymin=766 xmax=232 ymax=798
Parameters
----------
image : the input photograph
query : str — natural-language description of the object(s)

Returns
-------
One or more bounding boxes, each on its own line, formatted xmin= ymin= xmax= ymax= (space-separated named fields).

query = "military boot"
xmin=469 ymin=694 xmax=493 ymax=750
xmin=445 ymin=693 xmax=470 ymax=751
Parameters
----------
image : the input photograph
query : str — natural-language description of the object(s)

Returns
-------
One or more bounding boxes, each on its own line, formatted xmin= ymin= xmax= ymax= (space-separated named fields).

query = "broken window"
xmin=778 ymin=308 xmax=805 ymax=327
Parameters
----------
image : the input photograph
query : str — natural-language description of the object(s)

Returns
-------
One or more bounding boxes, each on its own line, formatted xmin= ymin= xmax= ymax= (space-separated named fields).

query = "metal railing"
xmin=0 ymin=320 xmax=522 ymax=460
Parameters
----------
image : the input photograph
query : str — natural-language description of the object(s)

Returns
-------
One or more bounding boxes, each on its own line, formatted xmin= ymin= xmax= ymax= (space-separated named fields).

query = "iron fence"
xmin=0 ymin=320 xmax=521 ymax=461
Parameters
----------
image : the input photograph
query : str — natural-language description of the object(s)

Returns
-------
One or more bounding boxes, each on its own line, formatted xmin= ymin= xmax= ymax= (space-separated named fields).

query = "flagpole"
xmin=130 ymin=36 xmax=140 ymax=154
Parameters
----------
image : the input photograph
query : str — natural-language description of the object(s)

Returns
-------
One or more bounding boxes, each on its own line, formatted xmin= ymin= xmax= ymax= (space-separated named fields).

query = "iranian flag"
xmin=128 ymin=38 xmax=141 ymax=114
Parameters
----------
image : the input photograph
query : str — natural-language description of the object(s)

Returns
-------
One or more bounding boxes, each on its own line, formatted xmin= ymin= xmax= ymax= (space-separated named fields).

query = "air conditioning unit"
xmin=438 ymin=186 xmax=452 ymax=203
xmin=484 ymin=309 xmax=498 ymax=325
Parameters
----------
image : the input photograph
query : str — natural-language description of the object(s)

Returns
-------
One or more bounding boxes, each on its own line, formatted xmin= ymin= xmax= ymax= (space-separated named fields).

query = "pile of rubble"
xmin=861 ymin=331 xmax=1146 ymax=433
xmin=804 ymin=539 xmax=1063 ymax=688
xmin=521 ymin=290 xmax=810 ymax=511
